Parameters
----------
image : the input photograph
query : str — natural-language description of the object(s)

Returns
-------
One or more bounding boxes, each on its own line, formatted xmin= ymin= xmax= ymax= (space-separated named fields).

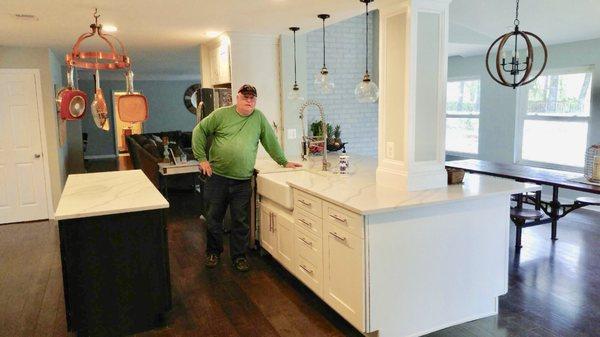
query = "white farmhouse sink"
xmin=257 ymin=170 xmax=312 ymax=210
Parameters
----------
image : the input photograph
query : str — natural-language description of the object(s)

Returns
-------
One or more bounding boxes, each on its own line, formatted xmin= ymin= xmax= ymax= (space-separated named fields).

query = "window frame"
xmin=515 ymin=66 xmax=594 ymax=172
xmin=445 ymin=76 xmax=481 ymax=158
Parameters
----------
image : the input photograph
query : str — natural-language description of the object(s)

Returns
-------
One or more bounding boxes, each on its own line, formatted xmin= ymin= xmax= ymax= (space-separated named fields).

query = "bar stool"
xmin=510 ymin=190 xmax=544 ymax=250
xmin=574 ymin=197 xmax=600 ymax=207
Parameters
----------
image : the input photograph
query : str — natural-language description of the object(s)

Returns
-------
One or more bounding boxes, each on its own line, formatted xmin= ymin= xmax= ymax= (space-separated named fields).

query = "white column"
xmin=376 ymin=0 xmax=451 ymax=191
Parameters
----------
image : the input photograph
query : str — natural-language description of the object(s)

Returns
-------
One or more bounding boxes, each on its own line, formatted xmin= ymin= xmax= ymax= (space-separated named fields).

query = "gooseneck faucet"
xmin=298 ymin=100 xmax=329 ymax=171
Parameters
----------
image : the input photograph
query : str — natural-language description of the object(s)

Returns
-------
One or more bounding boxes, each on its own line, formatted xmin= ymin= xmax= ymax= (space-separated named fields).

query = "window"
xmin=446 ymin=79 xmax=481 ymax=154
xmin=517 ymin=69 xmax=592 ymax=170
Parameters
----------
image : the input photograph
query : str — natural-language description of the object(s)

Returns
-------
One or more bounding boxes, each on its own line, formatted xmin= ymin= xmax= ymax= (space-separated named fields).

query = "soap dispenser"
xmin=338 ymin=147 xmax=349 ymax=174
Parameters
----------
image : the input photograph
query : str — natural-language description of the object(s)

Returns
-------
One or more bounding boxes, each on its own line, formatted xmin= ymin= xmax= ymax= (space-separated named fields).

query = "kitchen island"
xmin=54 ymin=170 xmax=171 ymax=337
xmin=255 ymin=155 xmax=539 ymax=337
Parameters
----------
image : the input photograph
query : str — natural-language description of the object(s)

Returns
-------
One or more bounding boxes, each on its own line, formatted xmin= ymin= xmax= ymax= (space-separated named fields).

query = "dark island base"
xmin=58 ymin=209 xmax=171 ymax=337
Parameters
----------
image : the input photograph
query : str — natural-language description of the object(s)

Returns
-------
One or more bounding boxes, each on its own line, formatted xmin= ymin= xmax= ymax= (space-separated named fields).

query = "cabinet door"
xmin=259 ymin=204 xmax=276 ymax=255
xmin=273 ymin=210 xmax=294 ymax=271
xmin=323 ymin=222 xmax=365 ymax=331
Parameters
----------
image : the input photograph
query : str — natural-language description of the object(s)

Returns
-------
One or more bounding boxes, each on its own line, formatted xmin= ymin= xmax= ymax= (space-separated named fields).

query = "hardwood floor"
xmin=1 ymin=180 xmax=600 ymax=336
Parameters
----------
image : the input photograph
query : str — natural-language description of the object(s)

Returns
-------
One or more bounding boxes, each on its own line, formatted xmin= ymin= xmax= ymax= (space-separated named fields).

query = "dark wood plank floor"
xmin=1 ymin=159 xmax=599 ymax=336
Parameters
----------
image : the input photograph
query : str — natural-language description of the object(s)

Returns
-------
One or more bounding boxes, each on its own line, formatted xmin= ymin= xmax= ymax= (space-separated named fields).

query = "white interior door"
xmin=0 ymin=70 xmax=49 ymax=224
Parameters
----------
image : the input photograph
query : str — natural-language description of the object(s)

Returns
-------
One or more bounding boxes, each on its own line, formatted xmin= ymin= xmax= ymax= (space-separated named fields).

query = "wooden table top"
xmin=446 ymin=159 xmax=600 ymax=195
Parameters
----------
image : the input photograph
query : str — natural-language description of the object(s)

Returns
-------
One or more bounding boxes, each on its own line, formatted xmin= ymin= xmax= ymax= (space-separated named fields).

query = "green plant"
xmin=310 ymin=121 xmax=334 ymax=139
xmin=333 ymin=125 xmax=341 ymax=139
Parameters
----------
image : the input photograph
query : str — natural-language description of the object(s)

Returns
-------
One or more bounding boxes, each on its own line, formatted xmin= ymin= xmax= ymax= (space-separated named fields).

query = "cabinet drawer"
xmin=323 ymin=201 xmax=364 ymax=239
xmin=294 ymin=208 xmax=323 ymax=238
xmin=294 ymin=190 xmax=323 ymax=218
xmin=294 ymin=253 xmax=323 ymax=297
xmin=295 ymin=225 xmax=322 ymax=266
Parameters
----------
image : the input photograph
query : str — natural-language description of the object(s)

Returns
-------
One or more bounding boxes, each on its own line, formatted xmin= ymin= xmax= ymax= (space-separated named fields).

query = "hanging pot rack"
xmin=65 ymin=8 xmax=130 ymax=70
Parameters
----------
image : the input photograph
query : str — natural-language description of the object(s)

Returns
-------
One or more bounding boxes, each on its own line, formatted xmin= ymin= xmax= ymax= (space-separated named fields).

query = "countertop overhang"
xmin=54 ymin=170 xmax=169 ymax=220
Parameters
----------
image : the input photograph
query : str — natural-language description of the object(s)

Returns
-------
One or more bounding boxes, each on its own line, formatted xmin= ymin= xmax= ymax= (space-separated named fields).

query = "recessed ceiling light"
xmin=13 ymin=13 xmax=39 ymax=21
xmin=102 ymin=24 xmax=118 ymax=33
xmin=206 ymin=31 xmax=221 ymax=38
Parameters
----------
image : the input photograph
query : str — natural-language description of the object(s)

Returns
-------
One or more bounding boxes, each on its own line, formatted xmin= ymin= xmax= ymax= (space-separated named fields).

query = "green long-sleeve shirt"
xmin=192 ymin=105 xmax=288 ymax=180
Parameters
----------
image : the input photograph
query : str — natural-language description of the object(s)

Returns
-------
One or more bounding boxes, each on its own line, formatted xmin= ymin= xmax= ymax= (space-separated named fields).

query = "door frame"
xmin=0 ymin=68 xmax=53 ymax=219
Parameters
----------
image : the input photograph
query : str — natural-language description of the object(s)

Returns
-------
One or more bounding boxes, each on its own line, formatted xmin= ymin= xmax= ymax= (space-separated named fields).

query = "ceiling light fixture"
xmin=485 ymin=0 xmax=548 ymax=89
xmin=314 ymin=14 xmax=334 ymax=94
xmin=287 ymin=27 xmax=304 ymax=101
xmin=355 ymin=0 xmax=379 ymax=103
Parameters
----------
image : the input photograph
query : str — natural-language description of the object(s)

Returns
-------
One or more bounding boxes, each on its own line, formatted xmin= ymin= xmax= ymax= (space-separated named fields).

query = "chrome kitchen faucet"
xmin=298 ymin=100 xmax=329 ymax=171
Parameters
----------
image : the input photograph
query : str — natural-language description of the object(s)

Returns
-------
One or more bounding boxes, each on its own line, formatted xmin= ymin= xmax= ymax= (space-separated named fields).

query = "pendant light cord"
xmin=365 ymin=1 xmax=369 ymax=75
xmin=293 ymin=30 xmax=298 ymax=85
xmin=322 ymin=17 xmax=326 ymax=69
xmin=514 ymin=0 xmax=520 ymax=26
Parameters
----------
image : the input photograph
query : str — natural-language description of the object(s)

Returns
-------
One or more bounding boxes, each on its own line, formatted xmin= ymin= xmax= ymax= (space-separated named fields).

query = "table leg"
xmin=550 ymin=186 xmax=560 ymax=241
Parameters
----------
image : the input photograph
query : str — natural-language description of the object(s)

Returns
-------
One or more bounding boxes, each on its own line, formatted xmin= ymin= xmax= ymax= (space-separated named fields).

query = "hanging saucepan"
xmin=91 ymin=69 xmax=110 ymax=131
xmin=117 ymin=70 xmax=148 ymax=122
xmin=56 ymin=67 xmax=87 ymax=120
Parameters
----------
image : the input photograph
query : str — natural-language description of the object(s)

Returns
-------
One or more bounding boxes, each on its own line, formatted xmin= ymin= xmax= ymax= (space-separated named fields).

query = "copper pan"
xmin=117 ymin=70 xmax=148 ymax=123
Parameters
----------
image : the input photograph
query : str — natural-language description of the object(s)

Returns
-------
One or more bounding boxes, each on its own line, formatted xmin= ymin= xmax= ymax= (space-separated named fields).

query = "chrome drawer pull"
xmin=298 ymin=199 xmax=312 ymax=207
xmin=298 ymin=219 xmax=312 ymax=228
xmin=330 ymin=231 xmax=347 ymax=242
xmin=329 ymin=213 xmax=347 ymax=223
xmin=299 ymin=237 xmax=313 ymax=246
xmin=300 ymin=264 xmax=314 ymax=275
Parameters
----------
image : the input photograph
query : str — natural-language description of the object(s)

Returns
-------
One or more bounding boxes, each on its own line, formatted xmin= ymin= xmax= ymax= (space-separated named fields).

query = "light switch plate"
xmin=287 ymin=128 xmax=297 ymax=139
xmin=386 ymin=142 xmax=394 ymax=158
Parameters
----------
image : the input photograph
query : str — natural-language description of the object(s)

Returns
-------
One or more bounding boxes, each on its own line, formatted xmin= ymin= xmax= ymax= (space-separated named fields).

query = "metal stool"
xmin=510 ymin=208 xmax=544 ymax=249
xmin=574 ymin=197 xmax=600 ymax=206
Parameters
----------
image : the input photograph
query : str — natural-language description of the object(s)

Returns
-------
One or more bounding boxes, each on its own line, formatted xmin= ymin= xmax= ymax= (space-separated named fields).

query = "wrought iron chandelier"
xmin=485 ymin=0 xmax=548 ymax=89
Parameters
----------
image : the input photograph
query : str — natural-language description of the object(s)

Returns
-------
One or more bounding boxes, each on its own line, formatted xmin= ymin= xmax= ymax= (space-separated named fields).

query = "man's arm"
xmin=259 ymin=114 xmax=288 ymax=166
xmin=192 ymin=113 xmax=219 ymax=175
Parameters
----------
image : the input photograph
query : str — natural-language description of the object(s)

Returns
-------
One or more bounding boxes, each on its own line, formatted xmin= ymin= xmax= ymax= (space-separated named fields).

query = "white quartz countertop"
xmin=257 ymin=154 xmax=540 ymax=215
xmin=54 ymin=170 xmax=169 ymax=220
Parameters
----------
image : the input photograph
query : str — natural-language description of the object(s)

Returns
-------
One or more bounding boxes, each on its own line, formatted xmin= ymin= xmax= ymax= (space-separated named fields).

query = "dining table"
xmin=446 ymin=159 xmax=600 ymax=243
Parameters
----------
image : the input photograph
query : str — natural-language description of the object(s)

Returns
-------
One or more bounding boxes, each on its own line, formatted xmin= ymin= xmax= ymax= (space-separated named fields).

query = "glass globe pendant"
xmin=287 ymin=27 xmax=305 ymax=101
xmin=314 ymin=14 xmax=334 ymax=94
xmin=355 ymin=0 xmax=378 ymax=103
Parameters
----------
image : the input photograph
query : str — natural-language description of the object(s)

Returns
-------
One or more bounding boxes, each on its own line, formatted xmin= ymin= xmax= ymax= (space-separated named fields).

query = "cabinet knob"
xmin=34 ymin=153 xmax=41 ymax=158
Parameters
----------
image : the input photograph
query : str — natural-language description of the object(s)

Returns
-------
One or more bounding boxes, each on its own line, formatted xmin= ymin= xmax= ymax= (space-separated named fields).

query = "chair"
xmin=574 ymin=197 xmax=600 ymax=207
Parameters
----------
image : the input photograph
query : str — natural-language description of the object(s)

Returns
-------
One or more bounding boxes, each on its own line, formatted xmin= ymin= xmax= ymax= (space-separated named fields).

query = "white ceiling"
xmin=2 ymin=0 xmax=600 ymax=76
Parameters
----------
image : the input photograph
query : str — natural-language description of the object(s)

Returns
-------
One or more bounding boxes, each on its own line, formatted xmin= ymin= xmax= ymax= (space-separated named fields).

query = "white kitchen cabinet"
xmin=259 ymin=202 xmax=276 ymax=255
xmin=273 ymin=207 xmax=295 ymax=271
xmin=323 ymin=221 xmax=365 ymax=331
xmin=259 ymin=200 xmax=295 ymax=272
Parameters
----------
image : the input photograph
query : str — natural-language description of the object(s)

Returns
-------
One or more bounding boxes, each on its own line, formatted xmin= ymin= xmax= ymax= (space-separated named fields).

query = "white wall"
xmin=0 ymin=46 xmax=66 ymax=211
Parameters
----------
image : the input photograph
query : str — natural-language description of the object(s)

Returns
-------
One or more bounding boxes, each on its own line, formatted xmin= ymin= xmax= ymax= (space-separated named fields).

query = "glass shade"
xmin=314 ymin=69 xmax=334 ymax=94
xmin=355 ymin=77 xmax=379 ymax=103
xmin=287 ymin=85 xmax=305 ymax=101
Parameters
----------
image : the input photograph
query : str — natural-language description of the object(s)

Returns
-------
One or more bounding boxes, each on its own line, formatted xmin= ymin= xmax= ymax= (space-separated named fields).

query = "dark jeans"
xmin=203 ymin=174 xmax=251 ymax=259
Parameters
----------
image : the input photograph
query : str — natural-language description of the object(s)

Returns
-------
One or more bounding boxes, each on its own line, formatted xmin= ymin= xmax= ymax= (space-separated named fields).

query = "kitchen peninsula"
xmin=54 ymin=170 xmax=171 ymax=337
xmin=255 ymin=155 xmax=539 ymax=337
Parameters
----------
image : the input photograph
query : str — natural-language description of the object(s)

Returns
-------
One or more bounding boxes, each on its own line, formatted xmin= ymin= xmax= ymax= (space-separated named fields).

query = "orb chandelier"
xmin=485 ymin=0 xmax=548 ymax=89
xmin=355 ymin=0 xmax=379 ymax=103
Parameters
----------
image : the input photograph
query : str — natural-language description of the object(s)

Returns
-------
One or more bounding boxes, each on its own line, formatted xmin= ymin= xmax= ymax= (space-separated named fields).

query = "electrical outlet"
xmin=287 ymin=128 xmax=297 ymax=140
xmin=386 ymin=142 xmax=394 ymax=159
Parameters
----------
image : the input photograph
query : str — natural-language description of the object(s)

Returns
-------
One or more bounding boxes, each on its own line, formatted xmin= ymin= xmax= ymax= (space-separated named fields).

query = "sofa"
xmin=126 ymin=131 xmax=193 ymax=188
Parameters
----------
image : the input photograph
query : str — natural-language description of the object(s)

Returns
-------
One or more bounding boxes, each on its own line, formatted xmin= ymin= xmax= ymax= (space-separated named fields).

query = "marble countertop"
xmin=54 ymin=170 xmax=169 ymax=220
xmin=257 ymin=154 xmax=540 ymax=215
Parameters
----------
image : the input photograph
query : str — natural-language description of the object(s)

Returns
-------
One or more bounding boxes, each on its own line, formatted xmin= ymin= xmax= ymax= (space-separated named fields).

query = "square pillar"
xmin=376 ymin=0 xmax=451 ymax=190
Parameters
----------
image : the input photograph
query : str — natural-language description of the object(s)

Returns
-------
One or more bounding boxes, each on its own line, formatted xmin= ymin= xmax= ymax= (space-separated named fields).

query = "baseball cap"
xmin=238 ymin=84 xmax=257 ymax=97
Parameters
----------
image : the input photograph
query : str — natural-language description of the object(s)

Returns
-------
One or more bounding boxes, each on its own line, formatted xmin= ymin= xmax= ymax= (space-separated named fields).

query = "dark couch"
xmin=126 ymin=131 xmax=193 ymax=188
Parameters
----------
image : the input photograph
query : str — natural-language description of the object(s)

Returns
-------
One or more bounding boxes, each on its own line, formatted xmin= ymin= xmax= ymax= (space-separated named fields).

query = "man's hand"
xmin=285 ymin=162 xmax=303 ymax=168
xmin=199 ymin=160 xmax=213 ymax=176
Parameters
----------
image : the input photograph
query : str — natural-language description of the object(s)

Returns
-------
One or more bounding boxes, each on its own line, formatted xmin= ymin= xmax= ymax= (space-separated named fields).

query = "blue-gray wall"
xmin=305 ymin=12 xmax=379 ymax=156
xmin=79 ymin=79 xmax=198 ymax=156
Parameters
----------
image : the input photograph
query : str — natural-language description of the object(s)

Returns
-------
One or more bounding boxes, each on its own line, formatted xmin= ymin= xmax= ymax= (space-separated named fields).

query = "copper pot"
xmin=56 ymin=67 xmax=87 ymax=120
xmin=117 ymin=70 xmax=148 ymax=122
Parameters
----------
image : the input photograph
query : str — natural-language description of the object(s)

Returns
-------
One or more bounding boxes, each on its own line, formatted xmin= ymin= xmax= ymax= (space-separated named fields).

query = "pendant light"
xmin=485 ymin=0 xmax=548 ymax=88
xmin=355 ymin=0 xmax=379 ymax=103
xmin=287 ymin=27 xmax=305 ymax=101
xmin=314 ymin=14 xmax=334 ymax=94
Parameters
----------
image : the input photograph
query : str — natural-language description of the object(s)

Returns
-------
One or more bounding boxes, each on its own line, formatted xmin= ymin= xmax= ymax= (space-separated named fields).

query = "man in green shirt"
xmin=192 ymin=84 xmax=301 ymax=272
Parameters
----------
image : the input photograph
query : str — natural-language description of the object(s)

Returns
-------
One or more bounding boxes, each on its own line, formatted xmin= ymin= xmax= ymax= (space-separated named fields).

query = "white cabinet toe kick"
xmin=259 ymin=189 xmax=512 ymax=337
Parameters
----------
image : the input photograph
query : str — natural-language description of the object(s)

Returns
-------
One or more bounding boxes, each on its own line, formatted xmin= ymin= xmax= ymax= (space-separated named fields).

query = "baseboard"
xmin=84 ymin=154 xmax=118 ymax=159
